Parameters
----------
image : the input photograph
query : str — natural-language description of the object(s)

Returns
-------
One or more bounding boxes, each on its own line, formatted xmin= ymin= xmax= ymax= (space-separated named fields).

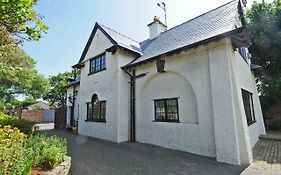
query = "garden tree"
xmin=0 ymin=0 xmax=48 ymax=47
xmin=0 ymin=47 xmax=49 ymax=110
xmin=43 ymin=71 xmax=72 ymax=108
xmin=246 ymin=0 xmax=281 ymax=109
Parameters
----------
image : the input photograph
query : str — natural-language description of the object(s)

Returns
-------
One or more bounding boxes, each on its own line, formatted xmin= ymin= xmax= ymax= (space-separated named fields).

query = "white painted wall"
xmin=134 ymin=38 xmax=265 ymax=165
xmin=116 ymin=50 xmax=135 ymax=142
xmin=231 ymin=50 xmax=266 ymax=148
xmin=66 ymin=85 xmax=80 ymax=126
xmin=67 ymin=28 xmax=265 ymax=165
xmin=134 ymin=45 xmax=216 ymax=158
xmin=74 ymin=29 xmax=134 ymax=142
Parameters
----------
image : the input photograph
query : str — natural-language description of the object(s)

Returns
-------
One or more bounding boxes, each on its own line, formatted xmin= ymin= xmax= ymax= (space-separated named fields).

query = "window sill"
xmin=248 ymin=121 xmax=256 ymax=126
xmin=85 ymin=119 xmax=106 ymax=123
xmin=153 ymin=120 xmax=180 ymax=123
xmin=88 ymin=68 xmax=106 ymax=76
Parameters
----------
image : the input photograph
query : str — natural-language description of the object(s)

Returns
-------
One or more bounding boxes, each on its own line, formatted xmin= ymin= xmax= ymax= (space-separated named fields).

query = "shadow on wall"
xmin=140 ymin=71 xmax=199 ymax=124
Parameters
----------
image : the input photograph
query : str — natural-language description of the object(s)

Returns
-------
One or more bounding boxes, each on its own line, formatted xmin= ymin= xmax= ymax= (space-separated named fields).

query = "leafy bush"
xmin=0 ymin=117 xmax=67 ymax=174
xmin=0 ymin=126 xmax=32 ymax=175
xmin=24 ymin=134 xmax=67 ymax=169
xmin=0 ymin=112 xmax=35 ymax=134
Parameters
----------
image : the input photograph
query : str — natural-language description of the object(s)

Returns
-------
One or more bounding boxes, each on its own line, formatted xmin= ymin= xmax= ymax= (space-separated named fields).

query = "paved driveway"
xmin=241 ymin=133 xmax=281 ymax=175
xmin=38 ymin=124 xmax=246 ymax=175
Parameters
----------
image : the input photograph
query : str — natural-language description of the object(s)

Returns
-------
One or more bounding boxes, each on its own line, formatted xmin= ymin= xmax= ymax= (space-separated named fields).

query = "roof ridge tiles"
xmin=156 ymin=0 xmax=238 ymax=38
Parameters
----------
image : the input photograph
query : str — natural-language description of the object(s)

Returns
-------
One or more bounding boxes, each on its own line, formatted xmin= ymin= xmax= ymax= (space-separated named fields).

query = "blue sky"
xmin=21 ymin=0 xmax=271 ymax=77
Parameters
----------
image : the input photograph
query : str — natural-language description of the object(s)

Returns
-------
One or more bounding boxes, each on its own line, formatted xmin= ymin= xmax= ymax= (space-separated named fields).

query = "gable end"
xmin=78 ymin=22 xmax=117 ymax=63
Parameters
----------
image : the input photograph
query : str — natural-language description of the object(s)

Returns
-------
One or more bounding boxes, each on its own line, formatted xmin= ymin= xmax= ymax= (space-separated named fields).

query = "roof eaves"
xmin=122 ymin=27 xmax=244 ymax=70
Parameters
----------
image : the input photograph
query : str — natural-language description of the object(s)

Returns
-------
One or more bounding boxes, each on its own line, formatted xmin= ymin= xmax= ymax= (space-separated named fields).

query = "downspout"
xmin=123 ymin=68 xmax=136 ymax=142
xmin=123 ymin=68 xmax=147 ymax=142
xmin=71 ymin=85 xmax=75 ymax=126
xmin=131 ymin=70 xmax=136 ymax=142
xmin=71 ymin=69 xmax=77 ymax=127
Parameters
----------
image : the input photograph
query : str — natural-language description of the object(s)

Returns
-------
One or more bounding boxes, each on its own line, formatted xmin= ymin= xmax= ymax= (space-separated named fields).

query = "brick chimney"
xmin=147 ymin=16 xmax=167 ymax=40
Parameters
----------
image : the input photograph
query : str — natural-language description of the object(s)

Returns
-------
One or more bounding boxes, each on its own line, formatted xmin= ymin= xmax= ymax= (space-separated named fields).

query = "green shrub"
xmin=24 ymin=134 xmax=67 ymax=169
xmin=0 ymin=112 xmax=35 ymax=134
xmin=0 ymin=126 xmax=32 ymax=175
xmin=0 ymin=114 xmax=67 ymax=174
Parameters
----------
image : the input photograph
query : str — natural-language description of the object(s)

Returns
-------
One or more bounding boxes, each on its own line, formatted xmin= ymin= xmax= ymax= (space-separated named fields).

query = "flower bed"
xmin=0 ymin=112 xmax=68 ymax=175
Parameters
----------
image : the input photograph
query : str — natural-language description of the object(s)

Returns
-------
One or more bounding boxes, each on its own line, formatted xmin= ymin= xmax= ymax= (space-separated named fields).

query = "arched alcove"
xmin=139 ymin=71 xmax=199 ymax=124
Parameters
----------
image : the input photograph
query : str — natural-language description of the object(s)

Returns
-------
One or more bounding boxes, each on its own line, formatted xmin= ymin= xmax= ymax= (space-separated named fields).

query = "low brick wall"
xmin=21 ymin=109 xmax=44 ymax=122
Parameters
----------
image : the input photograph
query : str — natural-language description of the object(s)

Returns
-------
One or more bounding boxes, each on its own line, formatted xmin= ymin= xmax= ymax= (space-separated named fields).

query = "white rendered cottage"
xmin=66 ymin=0 xmax=266 ymax=165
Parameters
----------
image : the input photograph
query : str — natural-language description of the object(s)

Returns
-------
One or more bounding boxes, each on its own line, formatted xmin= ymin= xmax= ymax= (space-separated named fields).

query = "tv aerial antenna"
xmin=157 ymin=2 xmax=167 ymax=27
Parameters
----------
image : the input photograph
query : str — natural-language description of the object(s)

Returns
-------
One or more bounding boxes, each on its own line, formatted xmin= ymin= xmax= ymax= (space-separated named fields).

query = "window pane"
xmin=95 ymin=58 xmax=101 ymax=71
xmin=90 ymin=60 xmax=96 ymax=73
xmin=101 ymin=55 xmax=106 ymax=70
xmin=242 ymin=89 xmax=255 ymax=126
xmin=89 ymin=54 xmax=106 ymax=74
xmin=93 ymin=102 xmax=100 ymax=119
xmin=100 ymin=102 xmax=106 ymax=120
xmin=87 ymin=103 xmax=92 ymax=119
xmin=154 ymin=98 xmax=178 ymax=122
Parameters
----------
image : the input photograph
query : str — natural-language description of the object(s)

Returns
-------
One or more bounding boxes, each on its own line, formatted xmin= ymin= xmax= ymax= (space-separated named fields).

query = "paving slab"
xmin=37 ymin=124 xmax=246 ymax=175
xmin=241 ymin=133 xmax=281 ymax=175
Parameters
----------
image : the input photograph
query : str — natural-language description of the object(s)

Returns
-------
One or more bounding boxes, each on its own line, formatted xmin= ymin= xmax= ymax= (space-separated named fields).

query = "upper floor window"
xmin=89 ymin=53 xmax=106 ymax=75
xmin=154 ymin=98 xmax=179 ymax=122
xmin=241 ymin=89 xmax=256 ymax=126
xmin=86 ymin=94 xmax=106 ymax=122
xmin=238 ymin=47 xmax=249 ymax=63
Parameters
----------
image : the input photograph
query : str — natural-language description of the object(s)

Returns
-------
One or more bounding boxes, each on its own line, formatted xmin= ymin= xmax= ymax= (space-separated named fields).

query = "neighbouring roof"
xmin=27 ymin=101 xmax=50 ymax=110
xmin=78 ymin=0 xmax=248 ymax=68
xmin=67 ymin=77 xmax=80 ymax=88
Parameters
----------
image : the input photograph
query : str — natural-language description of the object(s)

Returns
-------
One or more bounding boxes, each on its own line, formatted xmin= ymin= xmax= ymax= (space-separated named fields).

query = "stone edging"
xmin=259 ymin=135 xmax=281 ymax=141
xmin=46 ymin=156 xmax=71 ymax=175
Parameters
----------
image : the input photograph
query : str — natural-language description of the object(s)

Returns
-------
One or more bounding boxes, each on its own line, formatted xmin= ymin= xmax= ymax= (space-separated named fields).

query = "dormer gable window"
xmin=89 ymin=53 xmax=106 ymax=75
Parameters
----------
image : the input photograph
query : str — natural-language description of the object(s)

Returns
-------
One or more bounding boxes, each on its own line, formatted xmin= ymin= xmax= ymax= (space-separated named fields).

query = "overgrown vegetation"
xmin=0 ymin=112 xmax=35 ymax=134
xmin=0 ymin=126 xmax=31 ymax=175
xmin=246 ymin=0 xmax=281 ymax=130
xmin=43 ymin=71 xmax=72 ymax=108
xmin=0 ymin=47 xmax=50 ymax=113
xmin=247 ymin=0 xmax=281 ymax=110
xmin=0 ymin=0 xmax=49 ymax=113
xmin=0 ymin=0 xmax=48 ymax=47
xmin=24 ymin=134 xmax=67 ymax=170
xmin=0 ymin=113 xmax=67 ymax=174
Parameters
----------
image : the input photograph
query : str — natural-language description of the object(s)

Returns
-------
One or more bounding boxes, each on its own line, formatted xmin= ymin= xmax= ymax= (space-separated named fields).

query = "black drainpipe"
xmin=131 ymin=70 xmax=136 ymax=142
xmin=70 ymin=85 xmax=75 ymax=126
xmin=123 ymin=68 xmax=147 ymax=142
xmin=124 ymin=69 xmax=135 ymax=142
xmin=70 ymin=69 xmax=77 ymax=127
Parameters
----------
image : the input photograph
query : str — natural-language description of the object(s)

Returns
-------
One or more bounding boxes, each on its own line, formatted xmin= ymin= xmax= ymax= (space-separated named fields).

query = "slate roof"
xmin=131 ymin=0 xmax=240 ymax=65
xmin=78 ymin=0 xmax=245 ymax=67
xmin=99 ymin=24 xmax=142 ymax=54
